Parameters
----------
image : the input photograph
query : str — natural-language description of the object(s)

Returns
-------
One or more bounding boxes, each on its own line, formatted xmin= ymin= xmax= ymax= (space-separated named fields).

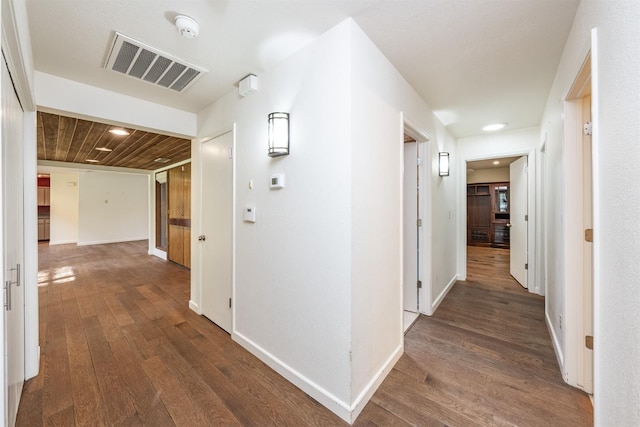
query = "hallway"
xmin=17 ymin=242 xmax=592 ymax=426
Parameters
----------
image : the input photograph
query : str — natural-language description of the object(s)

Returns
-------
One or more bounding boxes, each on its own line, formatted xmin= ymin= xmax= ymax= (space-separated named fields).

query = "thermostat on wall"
xmin=270 ymin=173 xmax=285 ymax=189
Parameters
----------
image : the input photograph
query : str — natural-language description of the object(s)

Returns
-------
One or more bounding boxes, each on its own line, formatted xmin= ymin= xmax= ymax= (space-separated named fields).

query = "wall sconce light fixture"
xmin=439 ymin=152 xmax=450 ymax=176
xmin=268 ymin=112 xmax=289 ymax=157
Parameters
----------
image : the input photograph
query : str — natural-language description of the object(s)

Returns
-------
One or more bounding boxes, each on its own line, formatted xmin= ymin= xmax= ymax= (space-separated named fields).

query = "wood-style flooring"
xmin=16 ymin=242 xmax=592 ymax=426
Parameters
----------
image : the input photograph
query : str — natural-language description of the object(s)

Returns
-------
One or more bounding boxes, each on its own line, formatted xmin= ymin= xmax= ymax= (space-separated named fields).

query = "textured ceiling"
xmin=25 ymin=0 xmax=580 ymax=139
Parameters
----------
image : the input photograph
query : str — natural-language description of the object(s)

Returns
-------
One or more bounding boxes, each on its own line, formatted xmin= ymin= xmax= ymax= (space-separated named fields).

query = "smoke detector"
xmin=174 ymin=15 xmax=199 ymax=39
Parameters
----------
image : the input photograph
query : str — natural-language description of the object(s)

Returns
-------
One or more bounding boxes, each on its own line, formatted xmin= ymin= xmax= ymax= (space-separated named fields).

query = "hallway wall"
xmin=540 ymin=0 xmax=640 ymax=423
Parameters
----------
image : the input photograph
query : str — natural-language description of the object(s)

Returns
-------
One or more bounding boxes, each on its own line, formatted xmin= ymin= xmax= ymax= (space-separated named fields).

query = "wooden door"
xmin=167 ymin=164 xmax=191 ymax=267
xmin=200 ymin=131 xmax=233 ymax=333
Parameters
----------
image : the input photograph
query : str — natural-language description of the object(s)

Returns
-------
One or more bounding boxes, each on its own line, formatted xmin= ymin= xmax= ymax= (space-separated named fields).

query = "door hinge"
xmin=228 ymin=148 xmax=233 ymax=159
xmin=585 ymin=335 xmax=594 ymax=350
xmin=584 ymin=121 xmax=593 ymax=136
xmin=417 ymin=157 xmax=423 ymax=166
xmin=525 ymin=263 xmax=528 ymax=270
xmin=417 ymin=280 xmax=422 ymax=289
xmin=229 ymin=298 xmax=232 ymax=308
xmin=585 ymin=229 xmax=593 ymax=242
xmin=524 ymin=214 xmax=528 ymax=221
xmin=417 ymin=218 xmax=422 ymax=227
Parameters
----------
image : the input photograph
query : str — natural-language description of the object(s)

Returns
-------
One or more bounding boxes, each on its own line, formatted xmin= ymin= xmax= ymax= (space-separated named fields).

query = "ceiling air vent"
xmin=105 ymin=32 xmax=207 ymax=92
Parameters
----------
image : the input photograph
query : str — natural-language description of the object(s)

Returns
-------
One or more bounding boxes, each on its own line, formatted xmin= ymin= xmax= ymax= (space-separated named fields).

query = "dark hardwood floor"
xmin=16 ymin=242 xmax=592 ymax=426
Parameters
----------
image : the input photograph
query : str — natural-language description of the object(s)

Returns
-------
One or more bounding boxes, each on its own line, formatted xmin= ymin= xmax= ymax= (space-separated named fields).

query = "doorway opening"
xmin=466 ymin=156 xmax=527 ymax=286
xmin=402 ymin=122 xmax=430 ymax=333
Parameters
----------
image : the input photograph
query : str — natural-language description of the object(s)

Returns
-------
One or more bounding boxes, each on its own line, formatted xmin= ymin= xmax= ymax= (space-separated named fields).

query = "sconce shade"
xmin=439 ymin=152 xmax=450 ymax=176
xmin=268 ymin=112 xmax=289 ymax=157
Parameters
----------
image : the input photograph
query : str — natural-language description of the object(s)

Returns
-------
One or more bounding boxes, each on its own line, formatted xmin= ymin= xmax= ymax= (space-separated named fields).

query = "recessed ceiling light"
xmin=482 ymin=123 xmax=507 ymax=132
xmin=109 ymin=128 xmax=130 ymax=136
xmin=95 ymin=147 xmax=113 ymax=152
xmin=154 ymin=157 xmax=171 ymax=163
xmin=493 ymin=160 xmax=500 ymax=165
xmin=85 ymin=159 xmax=100 ymax=163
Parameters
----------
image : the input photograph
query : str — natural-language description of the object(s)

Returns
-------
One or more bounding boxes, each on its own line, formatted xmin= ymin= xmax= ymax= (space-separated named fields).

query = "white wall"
xmin=540 ymin=1 xmax=640 ymax=424
xmin=467 ymin=167 xmax=509 ymax=184
xmin=34 ymin=72 xmax=197 ymax=138
xmin=195 ymin=20 xmax=354 ymax=418
xmin=49 ymin=173 xmax=79 ymax=244
xmin=193 ymin=18 xmax=459 ymax=423
xmin=77 ymin=171 xmax=149 ymax=245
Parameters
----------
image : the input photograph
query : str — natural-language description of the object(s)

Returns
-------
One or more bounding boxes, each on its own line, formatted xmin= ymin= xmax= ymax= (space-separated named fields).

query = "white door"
xmin=200 ymin=131 xmax=234 ymax=333
xmin=2 ymin=57 xmax=25 ymax=427
xmin=509 ymin=156 xmax=528 ymax=288
xmin=403 ymin=143 xmax=419 ymax=312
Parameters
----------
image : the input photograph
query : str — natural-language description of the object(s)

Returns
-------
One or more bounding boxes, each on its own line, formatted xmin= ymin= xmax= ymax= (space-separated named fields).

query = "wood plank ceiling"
xmin=37 ymin=112 xmax=191 ymax=170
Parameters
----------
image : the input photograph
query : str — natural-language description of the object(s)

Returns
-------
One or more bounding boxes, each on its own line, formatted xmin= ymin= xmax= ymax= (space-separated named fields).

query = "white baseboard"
xmin=425 ymin=274 xmax=458 ymax=316
xmin=232 ymin=331 xmax=352 ymax=422
xmin=77 ymin=237 xmax=148 ymax=246
xmin=150 ymin=248 xmax=167 ymax=260
xmin=48 ymin=239 xmax=77 ymax=246
xmin=232 ymin=330 xmax=401 ymax=424
xmin=349 ymin=343 xmax=403 ymax=422
xmin=188 ymin=300 xmax=200 ymax=314
xmin=546 ymin=310 xmax=564 ymax=372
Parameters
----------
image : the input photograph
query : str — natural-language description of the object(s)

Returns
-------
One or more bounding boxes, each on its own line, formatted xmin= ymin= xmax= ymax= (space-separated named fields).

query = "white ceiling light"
xmin=95 ymin=147 xmax=113 ymax=152
xmin=482 ymin=123 xmax=507 ymax=132
xmin=175 ymin=15 xmax=199 ymax=39
xmin=109 ymin=128 xmax=130 ymax=136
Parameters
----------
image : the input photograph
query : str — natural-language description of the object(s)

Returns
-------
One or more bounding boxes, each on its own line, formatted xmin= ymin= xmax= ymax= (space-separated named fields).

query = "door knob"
xmin=506 ymin=223 xmax=512 ymax=228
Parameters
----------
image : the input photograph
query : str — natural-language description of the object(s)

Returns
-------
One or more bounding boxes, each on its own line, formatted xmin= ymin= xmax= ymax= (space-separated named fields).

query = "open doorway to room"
xmin=465 ymin=156 xmax=526 ymax=288
xmin=402 ymin=122 xmax=430 ymax=333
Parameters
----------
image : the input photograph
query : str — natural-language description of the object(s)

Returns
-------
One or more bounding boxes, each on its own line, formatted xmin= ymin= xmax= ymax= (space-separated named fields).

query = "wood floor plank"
xmin=19 ymin=241 xmax=592 ymax=426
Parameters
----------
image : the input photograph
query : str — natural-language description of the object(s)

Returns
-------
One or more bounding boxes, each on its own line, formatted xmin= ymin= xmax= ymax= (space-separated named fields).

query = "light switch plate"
xmin=243 ymin=206 xmax=256 ymax=223
xmin=270 ymin=174 xmax=285 ymax=189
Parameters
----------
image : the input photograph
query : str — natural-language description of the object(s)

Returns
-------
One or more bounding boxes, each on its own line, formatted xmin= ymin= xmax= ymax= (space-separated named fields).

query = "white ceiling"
xmin=25 ymin=0 xmax=580 ymax=139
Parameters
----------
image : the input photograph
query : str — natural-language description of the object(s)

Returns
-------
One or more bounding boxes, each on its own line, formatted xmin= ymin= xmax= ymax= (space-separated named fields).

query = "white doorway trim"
xmin=402 ymin=118 xmax=432 ymax=315
xmin=2 ymin=0 xmax=39 ymax=387
xmin=458 ymin=150 xmax=538 ymax=294
xmin=562 ymin=42 xmax=595 ymax=395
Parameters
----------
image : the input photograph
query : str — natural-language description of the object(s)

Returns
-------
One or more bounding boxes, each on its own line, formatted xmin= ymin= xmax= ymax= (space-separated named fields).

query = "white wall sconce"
xmin=268 ymin=112 xmax=289 ymax=157
xmin=439 ymin=152 xmax=450 ymax=176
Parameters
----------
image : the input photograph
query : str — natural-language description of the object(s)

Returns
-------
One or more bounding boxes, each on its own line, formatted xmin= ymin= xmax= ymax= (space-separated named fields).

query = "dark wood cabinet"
xmin=467 ymin=182 xmax=510 ymax=248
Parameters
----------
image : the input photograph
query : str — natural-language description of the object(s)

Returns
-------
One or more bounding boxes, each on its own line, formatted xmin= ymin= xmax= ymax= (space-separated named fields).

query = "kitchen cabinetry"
xmin=467 ymin=182 xmax=510 ymax=248
xmin=37 ymin=185 xmax=51 ymax=241
xmin=167 ymin=163 xmax=191 ymax=268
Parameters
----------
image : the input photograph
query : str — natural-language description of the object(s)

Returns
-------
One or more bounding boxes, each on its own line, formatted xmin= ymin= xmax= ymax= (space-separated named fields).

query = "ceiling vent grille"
xmin=105 ymin=32 xmax=207 ymax=92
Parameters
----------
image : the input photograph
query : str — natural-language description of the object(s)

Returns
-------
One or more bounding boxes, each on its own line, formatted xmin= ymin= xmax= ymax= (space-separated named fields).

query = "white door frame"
xmin=458 ymin=150 xmax=538 ymax=294
xmin=1 ymin=9 xmax=40 ymax=427
xmin=194 ymin=126 xmax=236 ymax=333
xmin=402 ymin=118 xmax=431 ymax=315
xmin=562 ymin=46 xmax=595 ymax=394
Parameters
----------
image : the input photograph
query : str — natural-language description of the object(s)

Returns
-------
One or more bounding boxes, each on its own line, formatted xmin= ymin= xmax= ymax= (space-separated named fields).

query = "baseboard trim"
xmin=349 ymin=343 xmax=403 ymax=422
xmin=150 ymin=248 xmax=167 ymax=260
xmin=233 ymin=331 xmax=352 ymax=423
xmin=48 ymin=239 xmax=77 ymax=246
xmin=546 ymin=310 xmax=565 ymax=373
xmin=188 ymin=300 xmax=200 ymax=314
xmin=77 ymin=237 xmax=148 ymax=246
xmin=427 ymin=274 xmax=458 ymax=315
